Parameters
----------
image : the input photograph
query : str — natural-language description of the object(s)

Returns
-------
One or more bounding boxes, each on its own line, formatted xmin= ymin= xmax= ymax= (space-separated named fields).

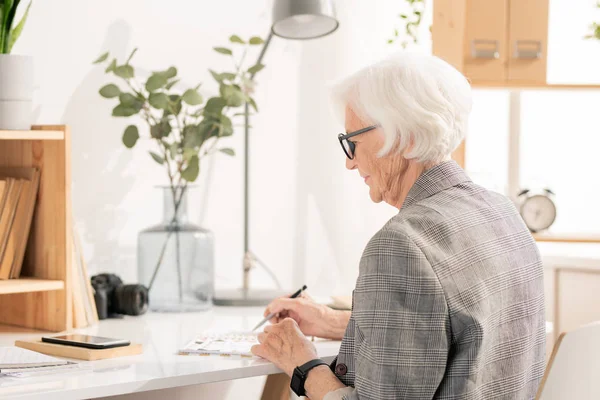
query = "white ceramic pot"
xmin=0 ymin=55 xmax=33 ymax=130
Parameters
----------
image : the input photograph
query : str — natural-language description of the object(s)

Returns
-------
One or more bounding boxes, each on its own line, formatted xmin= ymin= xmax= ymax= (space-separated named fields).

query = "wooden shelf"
xmin=0 ymin=278 xmax=64 ymax=295
xmin=534 ymin=234 xmax=600 ymax=244
xmin=471 ymin=82 xmax=600 ymax=90
xmin=0 ymin=130 xmax=64 ymax=140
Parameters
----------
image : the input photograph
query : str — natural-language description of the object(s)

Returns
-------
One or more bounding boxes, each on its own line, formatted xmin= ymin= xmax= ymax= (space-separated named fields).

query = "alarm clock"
xmin=516 ymin=188 xmax=557 ymax=233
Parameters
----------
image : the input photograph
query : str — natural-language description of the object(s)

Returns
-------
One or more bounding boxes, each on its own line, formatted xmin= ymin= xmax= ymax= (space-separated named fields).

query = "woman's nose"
xmin=346 ymin=156 xmax=357 ymax=170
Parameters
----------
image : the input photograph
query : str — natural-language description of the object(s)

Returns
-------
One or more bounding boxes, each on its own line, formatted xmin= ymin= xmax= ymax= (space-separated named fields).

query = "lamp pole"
xmin=213 ymin=0 xmax=339 ymax=306
xmin=242 ymin=31 xmax=278 ymax=292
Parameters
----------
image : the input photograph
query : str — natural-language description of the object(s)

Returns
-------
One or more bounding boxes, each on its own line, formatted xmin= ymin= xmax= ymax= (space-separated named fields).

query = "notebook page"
xmin=0 ymin=347 xmax=69 ymax=368
xmin=179 ymin=331 xmax=259 ymax=357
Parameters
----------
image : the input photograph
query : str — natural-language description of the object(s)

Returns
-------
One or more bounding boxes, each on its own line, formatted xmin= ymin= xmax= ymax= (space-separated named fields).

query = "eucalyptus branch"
xmin=94 ymin=36 xmax=264 ymax=294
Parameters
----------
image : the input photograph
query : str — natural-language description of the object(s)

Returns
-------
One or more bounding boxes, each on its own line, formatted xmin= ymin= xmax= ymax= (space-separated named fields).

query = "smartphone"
xmin=41 ymin=334 xmax=130 ymax=349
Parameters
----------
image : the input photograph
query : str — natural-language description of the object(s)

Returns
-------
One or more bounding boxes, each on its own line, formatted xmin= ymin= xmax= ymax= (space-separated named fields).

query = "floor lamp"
xmin=213 ymin=0 xmax=339 ymax=306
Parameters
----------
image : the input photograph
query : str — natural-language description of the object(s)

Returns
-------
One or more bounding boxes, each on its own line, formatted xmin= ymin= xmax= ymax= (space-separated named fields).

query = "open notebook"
xmin=0 ymin=347 xmax=71 ymax=373
xmin=178 ymin=332 xmax=259 ymax=357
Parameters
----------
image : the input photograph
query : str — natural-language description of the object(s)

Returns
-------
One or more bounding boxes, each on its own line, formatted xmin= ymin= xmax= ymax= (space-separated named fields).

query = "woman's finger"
xmin=257 ymin=332 xmax=267 ymax=343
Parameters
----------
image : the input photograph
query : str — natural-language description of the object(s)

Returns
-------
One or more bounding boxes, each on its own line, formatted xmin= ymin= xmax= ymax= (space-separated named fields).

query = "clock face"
xmin=520 ymin=194 xmax=557 ymax=232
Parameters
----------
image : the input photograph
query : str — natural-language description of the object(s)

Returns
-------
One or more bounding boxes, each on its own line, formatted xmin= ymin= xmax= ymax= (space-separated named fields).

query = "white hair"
xmin=330 ymin=51 xmax=472 ymax=163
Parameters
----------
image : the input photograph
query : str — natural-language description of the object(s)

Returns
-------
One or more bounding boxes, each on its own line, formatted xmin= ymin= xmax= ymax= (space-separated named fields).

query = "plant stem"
xmin=146 ymin=184 xmax=187 ymax=292
xmin=175 ymin=229 xmax=182 ymax=303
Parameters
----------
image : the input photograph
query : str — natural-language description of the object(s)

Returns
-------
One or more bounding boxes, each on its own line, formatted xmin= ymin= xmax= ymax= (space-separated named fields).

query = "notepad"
xmin=178 ymin=331 xmax=259 ymax=357
xmin=0 ymin=346 xmax=70 ymax=372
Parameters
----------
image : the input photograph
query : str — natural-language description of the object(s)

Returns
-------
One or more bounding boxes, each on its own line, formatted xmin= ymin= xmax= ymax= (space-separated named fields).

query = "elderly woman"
xmin=251 ymin=51 xmax=545 ymax=400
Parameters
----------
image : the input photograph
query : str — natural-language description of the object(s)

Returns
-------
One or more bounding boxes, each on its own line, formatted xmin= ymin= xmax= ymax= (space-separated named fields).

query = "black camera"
xmin=91 ymin=273 xmax=149 ymax=320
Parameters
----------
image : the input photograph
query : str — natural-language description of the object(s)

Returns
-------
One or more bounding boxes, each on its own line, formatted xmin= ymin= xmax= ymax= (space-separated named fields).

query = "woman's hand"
xmin=251 ymin=318 xmax=318 ymax=376
xmin=263 ymin=292 xmax=349 ymax=339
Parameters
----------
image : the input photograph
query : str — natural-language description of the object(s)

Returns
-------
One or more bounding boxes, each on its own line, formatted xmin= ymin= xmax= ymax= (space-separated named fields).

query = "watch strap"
xmin=299 ymin=358 xmax=328 ymax=374
xmin=291 ymin=358 xmax=328 ymax=396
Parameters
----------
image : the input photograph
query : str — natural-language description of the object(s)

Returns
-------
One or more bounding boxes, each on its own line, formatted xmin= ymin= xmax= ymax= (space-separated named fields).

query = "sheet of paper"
xmin=179 ymin=331 xmax=259 ymax=357
xmin=0 ymin=347 xmax=69 ymax=369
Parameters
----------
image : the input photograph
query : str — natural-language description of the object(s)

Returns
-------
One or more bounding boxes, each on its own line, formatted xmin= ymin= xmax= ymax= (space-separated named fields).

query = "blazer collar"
xmin=400 ymin=160 xmax=471 ymax=211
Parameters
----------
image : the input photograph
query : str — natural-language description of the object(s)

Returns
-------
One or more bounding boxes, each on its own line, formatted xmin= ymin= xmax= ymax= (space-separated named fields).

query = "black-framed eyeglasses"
xmin=337 ymin=125 xmax=378 ymax=160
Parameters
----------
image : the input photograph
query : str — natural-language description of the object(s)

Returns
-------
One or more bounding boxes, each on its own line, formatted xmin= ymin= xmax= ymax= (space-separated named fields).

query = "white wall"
xmin=14 ymin=0 xmax=411 ymax=300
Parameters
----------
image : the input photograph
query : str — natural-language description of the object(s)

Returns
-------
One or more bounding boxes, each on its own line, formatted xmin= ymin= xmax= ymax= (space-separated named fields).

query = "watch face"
xmin=520 ymin=194 xmax=557 ymax=232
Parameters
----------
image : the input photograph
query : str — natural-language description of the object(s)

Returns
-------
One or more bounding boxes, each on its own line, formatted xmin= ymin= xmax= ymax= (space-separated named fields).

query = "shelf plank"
xmin=0 ymin=278 xmax=64 ymax=295
xmin=534 ymin=234 xmax=600 ymax=244
xmin=471 ymin=82 xmax=600 ymax=90
xmin=0 ymin=130 xmax=64 ymax=140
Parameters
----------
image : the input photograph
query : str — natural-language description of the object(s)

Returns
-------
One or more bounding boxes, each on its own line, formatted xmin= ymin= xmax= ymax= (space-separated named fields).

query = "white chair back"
xmin=536 ymin=321 xmax=600 ymax=399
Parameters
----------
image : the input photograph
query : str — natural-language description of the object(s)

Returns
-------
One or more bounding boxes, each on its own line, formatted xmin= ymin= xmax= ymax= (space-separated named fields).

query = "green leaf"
xmin=183 ymin=124 xmax=202 ymax=148
xmin=220 ymin=72 xmax=237 ymax=81
xmin=219 ymin=148 xmax=235 ymax=156
xmin=213 ymin=47 xmax=233 ymax=55
xmin=249 ymin=36 xmax=264 ymax=45
xmin=112 ymin=104 xmax=138 ymax=117
xmin=165 ymin=79 xmax=180 ymax=90
xmin=150 ymin=120 xmax=172 ymax=138
xmin=248 ymin=97 xmax=258 ymax=112
xmin=126 ymin=47 xmax=138 ymax=64
xmin=400 ymin=14 xmax=408 ymax=19
xmin=247 ymin=63 xmax=265 ymax=75
xmin=204 ymin=97 xmax=226 ymax=116
xmin=183 ymin=148 xmax=198 ymax=162
xmin=229 ymin=35 xmax=245 ymax=44
xmin=160 ymin=66 xmax=177 ymax=80
xmin=168 ymin=94 xmax=182 ymax=115
xmin=209 ymin=70 xmax=222 ymax=82
xmin=182 ymin=89 xmax=203 ymax=106
xmin=93 ymin=51 xmax=109 ymax=64
xmin=221 ymin=85 xmax=245 ymax=107
xmin=198 ymin=119 xmax=219 ymax=140
xmin=122 ymin=125 xmax=139 ymax=148
xmin=149 ymin=151 xmax=165 ymax=165
xmin=114 ymin=65 xmax=134 ymax=79
xmin=220 ymin=114 xmax=234 ymax=136
xmin=181 ymin=155 xmax=200 ymax=182
xmin=8 ymin=0 xmax=33 ymax=53
xmin=169 ymin=142 xmax=179 ymax=159
xmin=118 ymin=92 xmax=143 ymax=110
xmin=105 ymin=59 xmax=117 ymax=73
xmin=99 ymin=84 xmax=120 ymax=98
xmin=145 ymin=73 xmax=168 ymax=92
xmin=149 ymin=92 xmax=169 ymax=109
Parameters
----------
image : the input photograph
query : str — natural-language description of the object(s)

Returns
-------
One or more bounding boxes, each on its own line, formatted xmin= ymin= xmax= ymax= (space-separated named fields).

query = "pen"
xmin=251 ymin=285 xmax=307 ymax=332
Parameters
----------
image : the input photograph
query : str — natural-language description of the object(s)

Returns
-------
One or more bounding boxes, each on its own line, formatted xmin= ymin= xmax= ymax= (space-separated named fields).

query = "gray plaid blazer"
xmin=330 ymin=160 xmax=546 ymax=400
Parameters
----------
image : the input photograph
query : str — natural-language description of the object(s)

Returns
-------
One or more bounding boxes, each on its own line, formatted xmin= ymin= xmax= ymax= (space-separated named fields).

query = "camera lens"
xmin=114 ymin=284 xmax=149 ymax=316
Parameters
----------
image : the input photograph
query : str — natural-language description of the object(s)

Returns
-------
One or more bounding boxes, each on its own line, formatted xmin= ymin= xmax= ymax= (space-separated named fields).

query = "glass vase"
xmin=137 ymin=186 xmax=214 ymax=312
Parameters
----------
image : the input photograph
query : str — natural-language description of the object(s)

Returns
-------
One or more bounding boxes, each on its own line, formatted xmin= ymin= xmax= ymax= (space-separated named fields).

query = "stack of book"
xmin=0 ymin=167 xmax=40 ymax=280
xmin=71 ymin=228 xmax=99 ymax=328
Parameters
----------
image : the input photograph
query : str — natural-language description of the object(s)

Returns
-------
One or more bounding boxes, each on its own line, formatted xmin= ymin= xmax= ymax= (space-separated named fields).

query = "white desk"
xmin=0 ymin=307 xmax=341 ymax=400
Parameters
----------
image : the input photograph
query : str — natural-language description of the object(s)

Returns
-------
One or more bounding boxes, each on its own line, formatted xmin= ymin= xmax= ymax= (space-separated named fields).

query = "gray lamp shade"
xmin=271 ymin=0 xmax=339 ymax=40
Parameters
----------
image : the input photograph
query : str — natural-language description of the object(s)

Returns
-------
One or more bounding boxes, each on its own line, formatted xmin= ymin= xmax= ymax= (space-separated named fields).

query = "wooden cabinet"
xmin=0 ymin=126 xmax=72 ymax=332
xmin=463 ymin=0 xmax=508 ymax=82
xmin=433 ymin=0 xmax=549 ymax=85
xmin=507 ymin=0 xmax=549 ymax=83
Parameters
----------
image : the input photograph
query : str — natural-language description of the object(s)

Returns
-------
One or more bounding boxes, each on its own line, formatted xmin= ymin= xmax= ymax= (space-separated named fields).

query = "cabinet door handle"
xmin=470 ymin=39 xmax=500 ymax=59
xmin=513 ymin=40 xmax=542 ymax=59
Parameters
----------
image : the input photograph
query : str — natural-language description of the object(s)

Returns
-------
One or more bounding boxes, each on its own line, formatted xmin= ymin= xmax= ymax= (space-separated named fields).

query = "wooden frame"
xmin=0 ymin=125 xmax=72 ymax=332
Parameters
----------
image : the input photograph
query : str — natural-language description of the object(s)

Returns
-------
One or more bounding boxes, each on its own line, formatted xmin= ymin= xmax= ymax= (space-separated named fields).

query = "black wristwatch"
xmin=290 ymin=359 xmax=329 ymax=397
